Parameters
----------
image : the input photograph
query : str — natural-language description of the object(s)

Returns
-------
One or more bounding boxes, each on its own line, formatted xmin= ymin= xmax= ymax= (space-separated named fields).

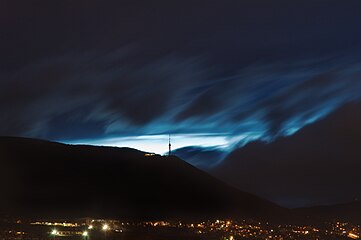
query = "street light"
xmin=102 ymin=224 xmax=109 ymax=239
xmin=102 ymin=224 xmax=109 ymax=231
xmin=51 ymin=229 xmax=58 ymax=240
xmin=88 ymin=225 xmax=93 ymax=230
xmin=82 ymin=231 xmax=89 ymax=240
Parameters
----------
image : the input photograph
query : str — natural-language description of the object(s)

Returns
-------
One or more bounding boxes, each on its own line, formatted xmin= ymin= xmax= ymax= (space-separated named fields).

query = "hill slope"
xmin=296 ymin=201 xmax=361 ymax=224
xmin=0 ymin=136 xmax=287 ymax=221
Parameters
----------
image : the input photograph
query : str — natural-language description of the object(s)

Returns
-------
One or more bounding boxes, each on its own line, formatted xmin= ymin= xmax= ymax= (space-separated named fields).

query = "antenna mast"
xmin=168 ymin=133 xmax=171 ymax=156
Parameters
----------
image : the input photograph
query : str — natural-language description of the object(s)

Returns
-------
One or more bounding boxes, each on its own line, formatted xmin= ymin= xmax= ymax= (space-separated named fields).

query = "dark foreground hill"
xmin=0 ymin=136 xmax=288 ymax=221
xmin=296 ymin=201 xmax=361 ymax=224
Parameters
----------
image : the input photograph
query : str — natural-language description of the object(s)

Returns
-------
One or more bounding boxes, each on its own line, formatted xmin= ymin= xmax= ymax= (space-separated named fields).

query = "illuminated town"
xmin=2 ymin=0 xmax=361 ymax=239
xmin=0 ymin=217 xmax=359 ymax=240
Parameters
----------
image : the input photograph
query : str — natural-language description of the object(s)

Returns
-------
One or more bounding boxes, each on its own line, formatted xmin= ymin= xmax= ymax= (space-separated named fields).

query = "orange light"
xmin=348 ymin=233 xmax=359 ymax=239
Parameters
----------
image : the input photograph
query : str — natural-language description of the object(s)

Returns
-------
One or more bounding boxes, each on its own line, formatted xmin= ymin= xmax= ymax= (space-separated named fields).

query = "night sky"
xmin=2 ymin=0 xmax=361 ymax=207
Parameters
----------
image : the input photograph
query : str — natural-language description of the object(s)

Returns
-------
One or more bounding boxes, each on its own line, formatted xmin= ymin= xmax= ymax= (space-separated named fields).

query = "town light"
xmin=102 ymin=224 xmax=109 ymax=231
xmin=82 ymin=231 xmax=88 ymax=236
xmin=88 ymin=225 xmax=93 ymax=229
xmin=51 ymin=229 xmax=58 ymax=235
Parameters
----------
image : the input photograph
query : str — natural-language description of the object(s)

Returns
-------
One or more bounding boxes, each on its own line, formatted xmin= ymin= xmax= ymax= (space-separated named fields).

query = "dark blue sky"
xmin=2 ymin=0 xmax=361 ymax=207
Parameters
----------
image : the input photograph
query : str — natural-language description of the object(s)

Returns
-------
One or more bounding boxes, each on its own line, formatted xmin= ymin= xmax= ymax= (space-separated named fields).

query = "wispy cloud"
xmin=2 ymin=0 xmax=361 ymax=165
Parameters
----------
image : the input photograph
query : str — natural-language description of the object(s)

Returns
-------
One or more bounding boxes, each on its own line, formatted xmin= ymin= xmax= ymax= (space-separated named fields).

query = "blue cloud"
xmin=2 ymin=0 xmax=361 ymax=167
xmin=172 ymin=146 xmax=227 ymax=170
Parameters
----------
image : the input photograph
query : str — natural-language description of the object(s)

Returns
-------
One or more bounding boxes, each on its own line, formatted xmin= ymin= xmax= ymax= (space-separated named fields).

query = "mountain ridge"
xmin=0 ymin=136 xmax=288 ymax=222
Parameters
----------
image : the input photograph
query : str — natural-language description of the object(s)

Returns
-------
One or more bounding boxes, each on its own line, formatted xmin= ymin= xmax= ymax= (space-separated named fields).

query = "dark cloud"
xmin=260 ymin=71 xmax=341 ymax=136
xmin=0 ymin=52 xmax=206 ymax=138
xmin=212 ymin=102 xmax=361 ymax=207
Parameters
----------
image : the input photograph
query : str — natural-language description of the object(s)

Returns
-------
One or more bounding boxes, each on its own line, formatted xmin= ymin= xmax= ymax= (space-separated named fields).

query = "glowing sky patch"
xmin=65 ymin=133 xmax=245 ymax=155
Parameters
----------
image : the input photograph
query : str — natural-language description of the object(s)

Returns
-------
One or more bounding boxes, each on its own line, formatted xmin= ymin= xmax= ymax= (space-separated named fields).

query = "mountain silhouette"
xmin=0 ymin=136 xmax=288 ymax=221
